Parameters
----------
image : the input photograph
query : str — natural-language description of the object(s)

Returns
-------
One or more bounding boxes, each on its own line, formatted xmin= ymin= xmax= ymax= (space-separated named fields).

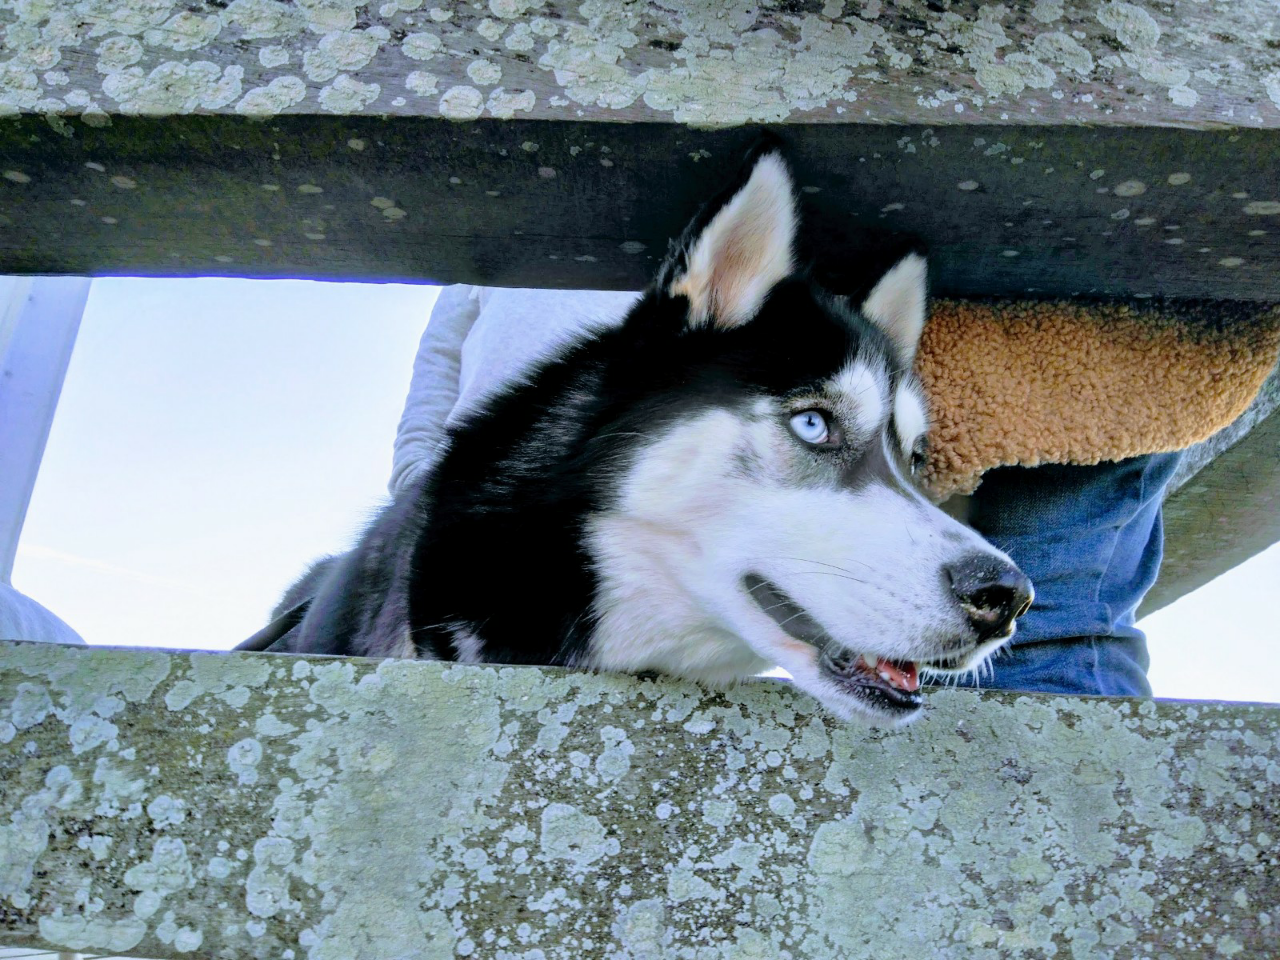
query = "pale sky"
xmin=11 ymin=277 xmax=1279 ymax=704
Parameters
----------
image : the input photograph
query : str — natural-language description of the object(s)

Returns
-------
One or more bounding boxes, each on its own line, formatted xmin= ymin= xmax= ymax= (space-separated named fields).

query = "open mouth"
xmin=743 ymin=574 xmax=924 ymax=716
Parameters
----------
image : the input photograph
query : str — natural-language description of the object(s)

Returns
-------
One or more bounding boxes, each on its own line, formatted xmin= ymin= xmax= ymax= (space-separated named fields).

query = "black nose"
xmin=944 ymin=555 xmax=1034 ymax=641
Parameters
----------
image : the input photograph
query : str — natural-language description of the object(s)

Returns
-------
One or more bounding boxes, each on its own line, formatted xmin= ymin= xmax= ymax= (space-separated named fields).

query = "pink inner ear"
xmin=669 ymin=153 xmax=797 ymax=330
xmin=860 ymin=254 xmax=928 ymax=360
xmin=707 ymin=218 xmax=784 ymax=327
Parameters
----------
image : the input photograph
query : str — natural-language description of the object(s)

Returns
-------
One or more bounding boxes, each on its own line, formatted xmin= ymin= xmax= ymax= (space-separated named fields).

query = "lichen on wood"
xmin=2 ymin=1 xmax=1278 ymax=126
xmin=2 ymin=640 xmax=1278 ymax=959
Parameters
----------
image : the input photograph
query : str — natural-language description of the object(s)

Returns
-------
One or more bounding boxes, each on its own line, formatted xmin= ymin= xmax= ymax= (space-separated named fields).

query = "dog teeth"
xmin=862 ymin=653 xmax=878 ymax=670
xmin=878 ymin=670 xmax=892 ymax=683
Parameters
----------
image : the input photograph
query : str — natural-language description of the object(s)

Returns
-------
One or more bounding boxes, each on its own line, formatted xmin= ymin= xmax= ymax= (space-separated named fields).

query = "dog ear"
xmin=666 ymin=151 xmax=797 ymax=330
xmin=860 ymin=253 xmax=928 ymax=364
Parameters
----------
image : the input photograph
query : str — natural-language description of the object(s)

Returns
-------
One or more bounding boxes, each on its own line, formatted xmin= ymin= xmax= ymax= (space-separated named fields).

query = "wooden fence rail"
xmin=2 ymin=641 xmax=1278 ymax=959
xmin=0 ymin=2 xmax=1278 ymax=299
xmin=1145 ymin=361 xmax=1280 ymax=615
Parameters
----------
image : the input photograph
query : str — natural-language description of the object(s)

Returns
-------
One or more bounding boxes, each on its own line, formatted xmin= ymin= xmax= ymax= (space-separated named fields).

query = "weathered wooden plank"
xmin=1144 ymin=363 xmax=1280 ymax=614
xmin=2 ymin=117 xmax=1280 ymax=298
xmin=1 ymin=2 xmax=1279 ymax=296
xmin=2 ymin=641 xmax=1278 ymax=959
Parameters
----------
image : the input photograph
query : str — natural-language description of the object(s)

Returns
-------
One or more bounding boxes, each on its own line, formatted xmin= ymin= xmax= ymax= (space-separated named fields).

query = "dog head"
xmin=587 ymin=151 xmax=1033 ymax=725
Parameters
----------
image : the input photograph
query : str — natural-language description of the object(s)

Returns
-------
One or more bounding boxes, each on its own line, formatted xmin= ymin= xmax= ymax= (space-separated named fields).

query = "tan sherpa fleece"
xmin=916 ymin=299 xmax=1280 ymax=500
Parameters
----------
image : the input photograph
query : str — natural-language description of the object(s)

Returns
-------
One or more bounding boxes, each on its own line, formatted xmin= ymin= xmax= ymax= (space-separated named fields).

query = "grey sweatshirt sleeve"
xmin=0 ymin=583 xmax=85 ymax=644
xmin=388 ymin=284 xmax=481 ymax=496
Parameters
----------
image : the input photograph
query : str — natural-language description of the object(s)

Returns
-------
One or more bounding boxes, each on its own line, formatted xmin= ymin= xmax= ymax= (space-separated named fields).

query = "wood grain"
xmin=1 ymin=642 xmax=1278 ymax=959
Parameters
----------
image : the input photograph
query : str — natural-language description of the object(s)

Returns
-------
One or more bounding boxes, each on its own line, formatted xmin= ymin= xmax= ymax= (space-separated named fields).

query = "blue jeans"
xmin=946 ymin=452 xmax=1183 ymax=697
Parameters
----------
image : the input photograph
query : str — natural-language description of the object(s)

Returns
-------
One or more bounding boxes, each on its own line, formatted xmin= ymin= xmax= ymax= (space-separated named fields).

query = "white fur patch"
xmin=831 ymin=361 xmax=887 ymax=435
xmin=588 ymin=409 xmax=778 ymax=682
xmin=861 ymin=253 xmax=928 ymax=362
xmin=588 ymin=510 xmax=773 ymax=684
xmin=670 ymin=153 xmax=796 ymax=330
xmin=449 ymin=624 xmax=484 ymax=663
xmin=893 ymin=382 xmax=929 ymax=454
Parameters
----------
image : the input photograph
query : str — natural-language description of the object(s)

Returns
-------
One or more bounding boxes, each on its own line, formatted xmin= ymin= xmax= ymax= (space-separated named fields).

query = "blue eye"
xmin=789 ymin=410 xmax=830 ymax=445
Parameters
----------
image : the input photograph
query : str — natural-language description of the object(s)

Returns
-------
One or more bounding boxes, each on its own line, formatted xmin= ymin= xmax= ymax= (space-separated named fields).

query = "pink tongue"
xmin=877 ymin=658 xmax=920 ymax=692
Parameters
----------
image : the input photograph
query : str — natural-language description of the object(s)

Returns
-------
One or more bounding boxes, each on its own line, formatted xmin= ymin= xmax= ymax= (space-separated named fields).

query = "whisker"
xmin=773 ymin=610 xmax=811 ymax=630
xmin=780 ymin=570 xmax=868 ymax=585
xmin=757 ymin=601 xmax=796 ymax=614
xmin=751 ymin=556 xmax=874 ymax=577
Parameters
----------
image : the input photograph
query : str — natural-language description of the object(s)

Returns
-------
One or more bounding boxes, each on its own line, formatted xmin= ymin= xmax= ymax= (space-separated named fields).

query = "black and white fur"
xmin=245 ymin=149 xmax=1032 ymax=725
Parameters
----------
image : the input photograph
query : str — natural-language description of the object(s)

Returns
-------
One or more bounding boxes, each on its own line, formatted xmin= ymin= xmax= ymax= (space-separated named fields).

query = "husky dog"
xmin=244 ymin=148 xmax=1032 ymax=725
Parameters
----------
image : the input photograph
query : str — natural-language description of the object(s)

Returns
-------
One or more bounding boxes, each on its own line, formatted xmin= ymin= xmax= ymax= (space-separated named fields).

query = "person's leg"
xmin=945 ymin=451 xmax=1183 ymax=697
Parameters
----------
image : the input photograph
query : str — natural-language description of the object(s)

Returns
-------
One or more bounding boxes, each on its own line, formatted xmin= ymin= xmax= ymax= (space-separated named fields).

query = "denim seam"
xmin=1092 ymin=459 xmax=1164 ymax=635
xmin=1100 ymin=457 xmax=1167 ymax=632
xmin=1088 ymin=637 xmax=1104 ymax=693
xmin=1092 ymin=521 xmax=1124 ymax=634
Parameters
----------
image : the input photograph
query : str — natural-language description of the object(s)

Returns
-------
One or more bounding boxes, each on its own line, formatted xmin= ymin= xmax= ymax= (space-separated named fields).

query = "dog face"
xmin=586 ymin=152 xmax=1032 ymax=725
